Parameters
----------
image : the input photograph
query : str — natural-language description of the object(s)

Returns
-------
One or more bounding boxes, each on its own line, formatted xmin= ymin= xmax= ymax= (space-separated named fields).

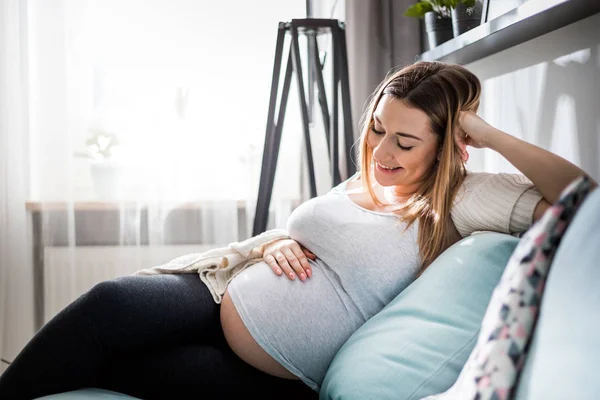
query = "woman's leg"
xmin=100 ymin=340 xmax=317 ymax=400
xmin=0 ymin=274 xmax=221 ymax=399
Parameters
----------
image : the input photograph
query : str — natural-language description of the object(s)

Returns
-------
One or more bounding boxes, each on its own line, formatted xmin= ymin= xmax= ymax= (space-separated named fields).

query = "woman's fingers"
xmin=296 ymin=248 xmax=314 ymax=279
xmin=279 ymin=249 xmax=304 ymax=281
xmin=287 ymin=247 xmax=312 ymax=280
xmin=262 ymin=239 xmax=315 ymax=281
xmin=273 ymin=252 xmax=296 ymax=280
xmin=265 ymin=252 xmax=294 ymax=279
xmin=302 ymin=247 xmax=317 ymax=260
xmin=264 ymin=254 xmax=283 ymax=276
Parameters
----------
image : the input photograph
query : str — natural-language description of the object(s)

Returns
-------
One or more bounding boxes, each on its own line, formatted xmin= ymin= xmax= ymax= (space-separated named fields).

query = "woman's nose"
xmin=373 ymin=138 xmax=394 ymax=161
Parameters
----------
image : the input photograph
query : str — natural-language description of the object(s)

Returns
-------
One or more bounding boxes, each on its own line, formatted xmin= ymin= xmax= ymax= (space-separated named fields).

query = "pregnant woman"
xmin=0 ymin=60 xmax=593 ymax=400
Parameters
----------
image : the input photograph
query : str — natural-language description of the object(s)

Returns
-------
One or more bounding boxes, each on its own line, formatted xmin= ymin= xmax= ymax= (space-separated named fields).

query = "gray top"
xmin=227 ymin=175 xmax=421 ymax=390
xmin=227 ymin=171 xmax=542 ymax=390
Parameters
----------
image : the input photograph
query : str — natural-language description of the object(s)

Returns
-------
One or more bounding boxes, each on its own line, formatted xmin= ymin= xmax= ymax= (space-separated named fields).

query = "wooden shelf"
xmin=417 ymin=0 xmax=600 ymax=65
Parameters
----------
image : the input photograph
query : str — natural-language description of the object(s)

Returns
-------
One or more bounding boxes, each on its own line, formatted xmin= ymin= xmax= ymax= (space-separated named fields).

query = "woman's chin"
xmin=374 ymin=176 xmax=393 ymax=187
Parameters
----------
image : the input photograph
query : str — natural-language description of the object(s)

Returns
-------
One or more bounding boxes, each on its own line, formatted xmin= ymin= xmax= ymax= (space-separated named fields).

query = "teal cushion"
xmin=514 ymin=187 xmax=600 ymax=399
xmin=35 ymin=388 xmax=140 ymax=399
xmin=320 ymin=232 xmax=519 ymax=400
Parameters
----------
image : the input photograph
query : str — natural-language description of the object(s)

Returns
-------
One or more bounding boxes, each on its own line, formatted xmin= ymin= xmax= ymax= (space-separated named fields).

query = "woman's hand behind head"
xmin=457 ymin=111 xmax=496 ymax=151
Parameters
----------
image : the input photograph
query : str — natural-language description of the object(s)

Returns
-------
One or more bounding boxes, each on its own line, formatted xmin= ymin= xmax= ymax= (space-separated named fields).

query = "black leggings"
xmin=0 ymin=274 xmax=315 ymax=400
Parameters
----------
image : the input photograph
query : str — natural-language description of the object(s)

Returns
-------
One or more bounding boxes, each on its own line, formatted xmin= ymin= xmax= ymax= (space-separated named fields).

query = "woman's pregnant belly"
xmin=219 ymin=260 xmax=365 ymax=388
xmin=220 ymin=289 xmax=299 ymax=379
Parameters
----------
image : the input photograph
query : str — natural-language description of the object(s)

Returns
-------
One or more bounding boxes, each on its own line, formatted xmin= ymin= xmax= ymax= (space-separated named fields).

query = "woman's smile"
xmin=375 ymin=161 xmax=403 ymax=174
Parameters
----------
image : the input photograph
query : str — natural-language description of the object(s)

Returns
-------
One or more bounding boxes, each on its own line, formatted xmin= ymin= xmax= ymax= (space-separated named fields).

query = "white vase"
xmin=90 ymin=160 xmax=123 ymax=200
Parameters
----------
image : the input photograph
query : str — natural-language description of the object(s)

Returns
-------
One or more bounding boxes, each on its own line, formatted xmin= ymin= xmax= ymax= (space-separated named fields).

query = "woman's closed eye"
xmin=370 ymin=126 xmax=414 ymax=151
xmin=371 ymin=126 xmax=385 ymax=136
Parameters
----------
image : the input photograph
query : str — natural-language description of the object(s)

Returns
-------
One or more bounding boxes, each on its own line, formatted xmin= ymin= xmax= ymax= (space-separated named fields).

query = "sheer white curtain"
xmin=1 ymin=0 xmax=34 ymax=373
xmin=1 ymin=0 xmax=310 ymax=367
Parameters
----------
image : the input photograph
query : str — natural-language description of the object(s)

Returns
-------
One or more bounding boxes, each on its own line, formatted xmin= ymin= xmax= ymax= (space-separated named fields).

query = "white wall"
xmin=465 ymin=12 xmax=600 ymax=182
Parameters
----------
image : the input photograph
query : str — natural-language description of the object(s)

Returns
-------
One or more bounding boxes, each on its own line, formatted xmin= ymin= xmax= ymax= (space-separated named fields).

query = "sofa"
xmin=35 ymin=186 xmax=600 ymax=400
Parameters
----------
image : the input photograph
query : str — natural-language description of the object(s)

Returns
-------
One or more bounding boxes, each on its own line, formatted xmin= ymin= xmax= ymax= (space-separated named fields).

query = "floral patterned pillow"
xmin=423 ymin=175 xmax=595 ymax=400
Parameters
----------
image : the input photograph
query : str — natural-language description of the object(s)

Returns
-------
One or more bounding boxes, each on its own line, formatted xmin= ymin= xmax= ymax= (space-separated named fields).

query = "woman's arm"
xmin=457 ymin=111 xmax=598 ymax=210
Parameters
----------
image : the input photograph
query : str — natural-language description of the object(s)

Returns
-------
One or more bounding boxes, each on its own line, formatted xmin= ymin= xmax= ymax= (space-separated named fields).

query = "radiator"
xmin=43 ymin=245 xmax=216 ymax=324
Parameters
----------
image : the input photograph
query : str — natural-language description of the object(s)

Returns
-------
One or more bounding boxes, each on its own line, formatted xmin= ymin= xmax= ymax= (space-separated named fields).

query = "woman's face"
xmin=366 ymin=95 xmax=439 ymax=192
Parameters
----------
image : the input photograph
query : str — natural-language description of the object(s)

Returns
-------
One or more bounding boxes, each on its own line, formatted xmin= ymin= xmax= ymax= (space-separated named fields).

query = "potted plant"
xmin=404 ymin=0 xmax=454 ymax=49
xmin=449 ymin=0 xmax=483 ymax=37
xmin=74 ymin=128 xmax=124 ymax=199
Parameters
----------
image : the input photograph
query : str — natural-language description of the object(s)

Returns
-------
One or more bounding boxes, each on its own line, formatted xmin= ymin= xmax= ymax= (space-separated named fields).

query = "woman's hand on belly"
xmin=261 ymin=239 xmax=316 ymax=282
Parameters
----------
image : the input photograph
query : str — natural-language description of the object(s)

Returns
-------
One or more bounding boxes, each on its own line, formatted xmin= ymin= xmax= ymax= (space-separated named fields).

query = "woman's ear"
xmin=458 ymin=141 xmax=469 ymax=162
xmin=454 ymin=127 xmax=469 ymax=163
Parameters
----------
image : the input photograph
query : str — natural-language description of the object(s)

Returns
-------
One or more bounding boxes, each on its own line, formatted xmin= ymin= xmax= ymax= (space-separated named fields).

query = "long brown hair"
xmin=358 ymin=61 xmax=481 ymax=272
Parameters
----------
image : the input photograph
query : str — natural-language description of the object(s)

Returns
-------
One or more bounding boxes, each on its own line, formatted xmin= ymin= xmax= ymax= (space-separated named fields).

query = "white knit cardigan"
xmin=133 ymin=228 xmax=290 ymax=303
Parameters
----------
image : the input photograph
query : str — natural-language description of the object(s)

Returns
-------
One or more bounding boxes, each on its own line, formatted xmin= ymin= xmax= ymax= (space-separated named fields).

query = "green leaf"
xmin=403 ymin=1 xmax=434 ymax=18
xmin=442 ymin=0 xmax=458 ymax=8
xmin=439 ymin=0 xmax=477 ymax=9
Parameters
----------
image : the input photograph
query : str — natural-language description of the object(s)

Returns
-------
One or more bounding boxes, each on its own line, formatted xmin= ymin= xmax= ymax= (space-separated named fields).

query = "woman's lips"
xmin=376 ymin=162 xmax=403 ymax=174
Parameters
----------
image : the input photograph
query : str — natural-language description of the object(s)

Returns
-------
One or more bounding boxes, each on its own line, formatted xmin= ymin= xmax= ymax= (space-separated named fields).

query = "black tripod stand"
xmin=252 ymin=18 xmax=355 ymax=236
